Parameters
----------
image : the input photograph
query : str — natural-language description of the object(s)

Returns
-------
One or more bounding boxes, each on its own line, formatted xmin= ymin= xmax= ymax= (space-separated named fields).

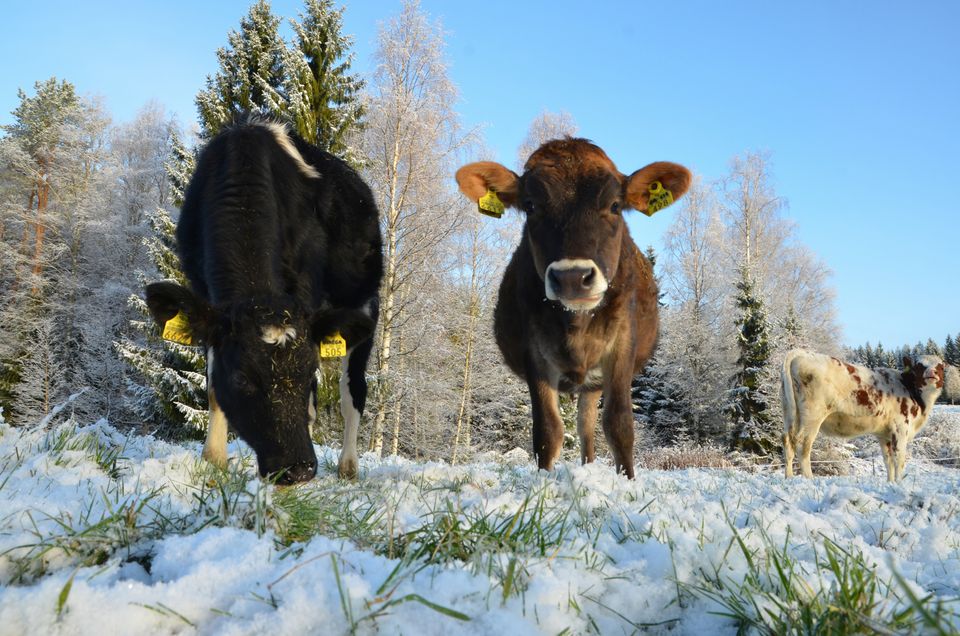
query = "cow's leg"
xmin=880 ymin=435 xmax=896 ymax=482
xmin=889 ymin=428 xmax=908 ymax=482
xmin=798 ymin=417 xmax=824 ymax=478
xmin=783 ymin=429 xmax=796 ymax=478
xmin=526 ymin=363 xmax=564 ymax=471
xmin=601 ymin=353 xmax=636 ymax=479
xmin=338 ymin=336 xmax=373 ymax=480
xmin=202 ymin=348 xmax=228 ymax=469
xmin=577 ymin=389 xmax=601 ymax=465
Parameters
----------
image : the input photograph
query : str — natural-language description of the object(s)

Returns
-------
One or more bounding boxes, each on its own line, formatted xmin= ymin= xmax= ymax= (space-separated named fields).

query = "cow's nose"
xmin=549 ymin=266 xmax=596 ymax=297
xmin=273 ymin=459 xmax=318 ymax=485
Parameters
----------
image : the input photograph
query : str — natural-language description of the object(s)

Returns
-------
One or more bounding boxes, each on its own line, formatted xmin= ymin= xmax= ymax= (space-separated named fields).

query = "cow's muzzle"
xmin=545 ymin=259 xmax=608 ymax=311
xmin=263 ymin=458 xmax=318 ymax=485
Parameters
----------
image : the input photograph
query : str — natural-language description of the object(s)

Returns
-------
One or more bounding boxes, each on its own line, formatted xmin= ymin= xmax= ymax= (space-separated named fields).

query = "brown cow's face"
xmin=455 ymin=138 xmax=691 ymax=312
xmin=520 ymin=166 xmax=625 ymax=311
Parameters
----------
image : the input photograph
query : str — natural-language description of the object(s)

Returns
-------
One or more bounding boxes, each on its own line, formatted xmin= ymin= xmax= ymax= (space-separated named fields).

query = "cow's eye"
xmin=610 ymin=202 xmax=622 ymax=214
xmin=522 ymin=199 xmax=535 ymax=213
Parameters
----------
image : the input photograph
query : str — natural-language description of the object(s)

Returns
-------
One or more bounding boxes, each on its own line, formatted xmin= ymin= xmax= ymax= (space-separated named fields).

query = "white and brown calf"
xmin=781 ymin=349 xmax=945 ymax=482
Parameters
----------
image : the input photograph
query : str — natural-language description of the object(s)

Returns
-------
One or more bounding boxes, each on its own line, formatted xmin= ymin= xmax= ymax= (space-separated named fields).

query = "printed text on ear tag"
xmin=162 ymin=311 xmax=196 ymax=346
xmin=319 ymin=332 xmax=347 ymax=358
xmin=478 ymin=189 xmax=505 ymax=218
xmin=643 ymin=181 xmax=674 ymax=217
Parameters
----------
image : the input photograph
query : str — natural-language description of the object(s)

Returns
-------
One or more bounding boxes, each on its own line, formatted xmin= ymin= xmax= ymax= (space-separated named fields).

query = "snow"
xmin=0 ymin=409 xmax=959 ymax=634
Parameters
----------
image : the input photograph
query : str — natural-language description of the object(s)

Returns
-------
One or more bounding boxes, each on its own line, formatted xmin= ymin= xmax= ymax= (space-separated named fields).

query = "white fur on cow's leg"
xmin=799 ymin=423 xmax=820 ymax=478
xmin=203 ymin=394 xmax=229 ymax=469
xmin=880 ymin=437 xmax=897 ymax=482
xmin=202 ymin=348 xmax=228 ymax=469
xmin=338 ymin=349 xmax=360 ymax=479
xmin=577 ymin=390 xmax=601 ymax=465
xmin=783 ymin=432 xmax=796 ymax=478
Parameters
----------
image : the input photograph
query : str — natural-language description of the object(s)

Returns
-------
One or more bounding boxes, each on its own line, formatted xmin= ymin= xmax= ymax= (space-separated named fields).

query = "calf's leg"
xmin=799 ymin=417 xmax=824 ymax=478
xmin=526 ymin=369 xmax=564 ymax=472
xmin=202 ymin=348 xmax=228 ymax=469
xmin=577 ymin=390 xmax=601 ymax=465
xmin=338 ymin=337 xmax=373 ymax=480
xmin=601 ymin=353 xmax=636 ymax=479
xmin=202 ymin=389 xmax=229 ymax=469
xmin=783 ymin=430 xmax=796 ymax=478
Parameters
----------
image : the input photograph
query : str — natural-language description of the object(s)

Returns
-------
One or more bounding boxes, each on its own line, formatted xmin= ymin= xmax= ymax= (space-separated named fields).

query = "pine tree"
xmin=945 ymin=334 xmax=959 ymax=367
xmin=196 ymin=0 xmax=287 ymax=138
xmin=285 ymin=0 xmax=364 ymax=159
xmin=728 ymin=266 xmax=775 ymax=454
xmin=115 ymin=132 xmax=208 ymax=436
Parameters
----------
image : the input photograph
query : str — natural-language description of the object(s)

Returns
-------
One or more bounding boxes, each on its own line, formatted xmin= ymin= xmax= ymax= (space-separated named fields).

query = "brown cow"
xmin=456 ymin=139 xmax=690 ymax=478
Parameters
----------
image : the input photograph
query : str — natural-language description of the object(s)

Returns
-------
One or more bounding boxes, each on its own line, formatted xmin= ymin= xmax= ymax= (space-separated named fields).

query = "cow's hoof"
xmin=338 ymin=455 xmax=358 ymax=480
xmin=202 ymin=449 xmax=228 ymax=471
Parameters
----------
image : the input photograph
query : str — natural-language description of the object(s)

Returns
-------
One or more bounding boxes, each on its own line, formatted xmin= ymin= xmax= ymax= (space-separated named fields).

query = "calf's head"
xmin=456 ymin=138 xmax=690 ymax=311
xmin=146 ymin=281 xmax=373 ymax=483
xmin=902 ymin=355 xmax=946 ymax=395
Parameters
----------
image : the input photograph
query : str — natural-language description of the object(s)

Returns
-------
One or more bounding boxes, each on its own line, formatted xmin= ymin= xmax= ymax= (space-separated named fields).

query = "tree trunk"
xmin=371 ymin=129 xmax=403 ymax=456
xmin=31 ymin=176 xmax=50 ymax=294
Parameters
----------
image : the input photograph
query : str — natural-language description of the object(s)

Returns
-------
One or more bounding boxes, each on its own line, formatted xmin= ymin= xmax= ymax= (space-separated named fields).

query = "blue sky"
xmin=2 ymin=0 xmax=957 ymax=349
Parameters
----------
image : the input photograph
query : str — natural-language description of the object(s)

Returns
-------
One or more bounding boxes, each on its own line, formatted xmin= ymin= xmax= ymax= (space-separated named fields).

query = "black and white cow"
xmin=146 ymin=119 xmax=383 ymax=484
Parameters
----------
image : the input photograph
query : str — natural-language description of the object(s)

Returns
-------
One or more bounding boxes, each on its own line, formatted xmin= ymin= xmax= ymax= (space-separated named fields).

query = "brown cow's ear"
xmin=624 ymin=162 xmax=692 ymax=214
xmin=454 ymin=161 xmax=520 ymax=208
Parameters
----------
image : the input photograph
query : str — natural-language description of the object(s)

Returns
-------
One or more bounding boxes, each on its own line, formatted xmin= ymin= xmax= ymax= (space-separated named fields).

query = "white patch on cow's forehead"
xmin=262 ymin=324 xmax=298 ymax=346
xmin=258 ymin=121 xmax=320 ymax=180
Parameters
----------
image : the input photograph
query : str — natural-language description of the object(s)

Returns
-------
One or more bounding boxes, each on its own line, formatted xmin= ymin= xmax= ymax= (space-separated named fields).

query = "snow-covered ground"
xmin=1 ymin=408 xmax=959 ymax=635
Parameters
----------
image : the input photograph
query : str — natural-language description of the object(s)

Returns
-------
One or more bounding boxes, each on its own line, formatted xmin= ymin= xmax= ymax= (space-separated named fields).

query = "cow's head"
xmin=145 ymin=281 xmax=373 ymax=483
xmin=456 ymin=138 xmax=690 ymax=311
xmin=902 ymin=355 xmax=946 ymax=393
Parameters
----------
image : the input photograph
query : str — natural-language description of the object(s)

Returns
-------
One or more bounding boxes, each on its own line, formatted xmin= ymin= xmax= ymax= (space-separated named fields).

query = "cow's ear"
xmin=902 ymin=356 xmax=913 ymax=372
xmin=310 ymin=308 xmax=375 ymax=350
xmin=624 ymin=162 xmax=692 ymax=216
xmin=145 ymin=281 xmax=214 ymax=346
xmin=455 ymin=161 xmax=520 ymax=210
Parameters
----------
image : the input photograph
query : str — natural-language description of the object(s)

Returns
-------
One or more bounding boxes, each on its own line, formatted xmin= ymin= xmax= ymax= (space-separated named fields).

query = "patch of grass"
xmin=638 ymin=444 xmax=733 ymax=471
xmin=682 ymin=517 xmax=956 ymax=635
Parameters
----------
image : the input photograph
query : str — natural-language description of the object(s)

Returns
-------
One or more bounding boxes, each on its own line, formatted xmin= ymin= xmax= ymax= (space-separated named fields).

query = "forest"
xmin=1 ymin=0 xmax=957 ymax=467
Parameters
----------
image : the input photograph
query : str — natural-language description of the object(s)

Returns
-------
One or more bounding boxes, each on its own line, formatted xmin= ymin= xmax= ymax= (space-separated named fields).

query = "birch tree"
xmin=359 ymin=0 xmax=474 ymax=456
xmin=658 ymin=179 xmax=731 ymax=441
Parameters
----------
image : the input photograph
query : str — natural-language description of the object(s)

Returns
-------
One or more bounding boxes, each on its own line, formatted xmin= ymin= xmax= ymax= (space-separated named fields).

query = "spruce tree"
xmin=728 ymin=267 xmax=774 ymax=454
xmin=115 ymin=132 xmax=208 ymax=436
xmin=196 ymin=0 xmax=287 ymax=138
xmin=945 ymin=334 xmax=959 ymax=367
xmin=286 ymin=0 xmax=364 ymax=158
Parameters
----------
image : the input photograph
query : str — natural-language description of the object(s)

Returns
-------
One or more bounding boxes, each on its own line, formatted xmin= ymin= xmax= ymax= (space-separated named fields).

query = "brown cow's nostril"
xmin=548 ymin=269 xmax=561 ymax=295
xmin=582 ymin=268 xmax=596 ymax=289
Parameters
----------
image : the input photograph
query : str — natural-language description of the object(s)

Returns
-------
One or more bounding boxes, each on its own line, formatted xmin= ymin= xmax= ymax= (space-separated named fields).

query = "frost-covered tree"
xmin=0 ymin=78 xmax=123 ymax=423
xmin=196 ymin=0 xmax=286 ymax=138
xmin=515 ymin=110 xmax=578 ymax=172
xmin=945 ymin=334 xmax=960 ymax=368
xmin=655 ymin=180 xmax=731 ymax=443
xmin=115 ymin=130 xmax=208 ymax=434
xmin=358 ymin=0 xmax=475 ymax=456
xmin=728 ymin=267 xmax=775 ymax=454
xmin=285 ymin=0 xmax=364 ymax=159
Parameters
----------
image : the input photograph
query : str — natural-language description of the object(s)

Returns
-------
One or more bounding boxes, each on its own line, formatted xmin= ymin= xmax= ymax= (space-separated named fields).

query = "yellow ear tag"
xmin=643 ymin=181 xmax=674 ymax=217
xmin=478 ymin=189 xmax=505 ymax=218
xmin=319 ymin=332 xmax=347 ymax=358
xmin=162 ymin=311 xmax=196 ymax=346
